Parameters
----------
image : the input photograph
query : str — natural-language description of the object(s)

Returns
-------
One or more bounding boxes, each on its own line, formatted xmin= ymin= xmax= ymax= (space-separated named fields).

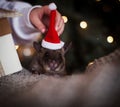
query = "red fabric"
xmin=44 ymin=10 xmax=60 ymax=43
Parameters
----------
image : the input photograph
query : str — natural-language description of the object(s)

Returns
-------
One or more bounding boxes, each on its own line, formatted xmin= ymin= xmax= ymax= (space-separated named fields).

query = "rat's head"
xmin=33 ymin=41 xmax=71 ymax=75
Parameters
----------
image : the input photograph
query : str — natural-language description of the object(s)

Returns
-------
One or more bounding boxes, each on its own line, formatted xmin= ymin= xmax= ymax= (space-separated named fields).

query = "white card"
xmin=0 ymin=34 xmax=22 ymax=76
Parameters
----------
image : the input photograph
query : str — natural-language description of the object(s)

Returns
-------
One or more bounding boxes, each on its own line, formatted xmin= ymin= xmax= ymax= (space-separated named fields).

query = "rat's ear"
xmin=63 ymin=41 xmax=72 ymax=54
xmin=33 ymin=41 xmax=42 ymax=52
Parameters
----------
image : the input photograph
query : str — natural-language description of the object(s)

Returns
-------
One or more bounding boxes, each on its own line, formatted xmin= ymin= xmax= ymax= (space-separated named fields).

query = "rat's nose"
xmin=49 ymin=60 xmax=58 ymax=70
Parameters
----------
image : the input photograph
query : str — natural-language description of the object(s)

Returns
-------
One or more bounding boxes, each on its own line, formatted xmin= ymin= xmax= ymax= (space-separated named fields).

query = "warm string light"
xmin=80 ymin=21 xmax=87 ymax=29
xmin=107 ymin=36 xmax=114 ymax=43
xmin=15 ymin=45 xmax=19 ymax=50
xmin=88 ymin=61 xmax=94 ymax=66
xmin=17 ymin=45 xmax=35 ymax=58
xmin=22 ymin=47 xmax=35 ymax=57
xmin=62 ymin=16 xmax=68 ymax=23
xmin=23 ymin=48 xmax=31 ymax=56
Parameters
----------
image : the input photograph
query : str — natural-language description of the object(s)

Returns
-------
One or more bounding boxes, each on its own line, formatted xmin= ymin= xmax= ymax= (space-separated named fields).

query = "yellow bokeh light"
xmin=23 ymin=48 xmax=32 ymax=56
xmin=88 ymin=61 xmax=94 ymax=66
xmin=107 ymin=36 xmax=114 ymax=43
xmin=62 ymin=16 xmax=68 ymax=23
xmin=80 ymin=21 xmax=87 ymax=29
xmin=15 ymin=45 xmax=19 ymax=50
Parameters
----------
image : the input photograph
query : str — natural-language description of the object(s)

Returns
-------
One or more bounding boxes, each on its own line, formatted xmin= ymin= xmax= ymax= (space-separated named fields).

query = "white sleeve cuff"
xmin=12 ymin=5 xmax=42 ymax=40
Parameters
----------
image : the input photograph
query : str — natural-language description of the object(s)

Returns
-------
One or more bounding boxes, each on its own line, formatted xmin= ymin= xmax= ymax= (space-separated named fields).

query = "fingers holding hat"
xmin=55 ymin=11 xmax=65 ymax=36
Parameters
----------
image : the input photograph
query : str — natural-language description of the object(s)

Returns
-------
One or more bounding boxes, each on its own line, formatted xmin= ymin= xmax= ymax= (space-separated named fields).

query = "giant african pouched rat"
xmin=29 ymin=41 xmax=72 ymax=75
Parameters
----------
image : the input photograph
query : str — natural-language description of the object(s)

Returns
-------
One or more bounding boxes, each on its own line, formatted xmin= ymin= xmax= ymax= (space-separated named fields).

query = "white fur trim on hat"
xmin=41 ymin=40 xmax=64 ymax=50
xmin=49 ymin=3 xmax=57 ymax=10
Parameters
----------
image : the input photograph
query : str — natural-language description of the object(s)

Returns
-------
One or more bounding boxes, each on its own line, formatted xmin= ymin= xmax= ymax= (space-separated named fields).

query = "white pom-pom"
xmin=49 ymin=3 xmax=57 ymax=10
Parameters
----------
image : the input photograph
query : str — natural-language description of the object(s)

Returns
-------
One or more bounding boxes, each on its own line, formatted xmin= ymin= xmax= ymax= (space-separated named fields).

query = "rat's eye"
xmin=58 ymin=53 xmax=62 ymax=58
xmin=45 ymin=52 xmax=49 ymax=57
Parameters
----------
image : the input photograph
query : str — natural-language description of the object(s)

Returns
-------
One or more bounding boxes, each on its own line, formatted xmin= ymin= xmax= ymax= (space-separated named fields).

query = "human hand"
xmin=29 ymin=3 xmax=65 ymax=36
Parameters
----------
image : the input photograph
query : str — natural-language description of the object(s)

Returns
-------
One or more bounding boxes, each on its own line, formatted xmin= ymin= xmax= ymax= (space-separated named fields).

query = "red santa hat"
xmin=41 ymin=3 xmax=64 ymax=50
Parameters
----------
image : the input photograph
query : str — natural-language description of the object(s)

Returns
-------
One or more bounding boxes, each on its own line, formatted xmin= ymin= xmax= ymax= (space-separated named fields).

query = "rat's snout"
xmin=48 ymin=59 xmax=58 ymax=71
xmin=42 ymin=50 xmax=65 ymax=73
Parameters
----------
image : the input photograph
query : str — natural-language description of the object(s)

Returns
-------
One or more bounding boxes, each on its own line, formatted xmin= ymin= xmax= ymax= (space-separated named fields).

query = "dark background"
xmin=20 ymin=0 xmax=120 ymax=73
